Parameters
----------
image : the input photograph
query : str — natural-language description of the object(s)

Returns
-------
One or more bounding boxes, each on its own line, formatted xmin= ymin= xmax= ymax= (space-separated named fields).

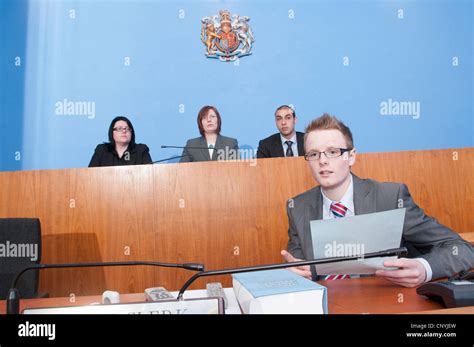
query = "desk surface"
xmin=1 ymin=277 xmax=473 ymax=314
xmin=321 ymin=277 xmax=474 ymax=314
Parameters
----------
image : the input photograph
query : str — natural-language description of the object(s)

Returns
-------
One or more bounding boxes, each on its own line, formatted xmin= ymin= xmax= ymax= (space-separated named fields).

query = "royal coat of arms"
xmin=201 ymin=10 xmax=255 ymax=62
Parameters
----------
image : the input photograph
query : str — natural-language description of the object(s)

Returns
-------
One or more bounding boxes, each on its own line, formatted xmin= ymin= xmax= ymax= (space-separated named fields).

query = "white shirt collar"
xmin=321 ymin=174 xmax=355 ymax=219
xmin=280 ymin=133 xmax=298 ymax=156
xmin=280 ymin=132 xmax=297 ymax=146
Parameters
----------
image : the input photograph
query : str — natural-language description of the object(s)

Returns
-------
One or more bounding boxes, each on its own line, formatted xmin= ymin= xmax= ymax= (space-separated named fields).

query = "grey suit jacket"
xmin=179 ymin=135 xmax=239 ymax=163
xmin=287 ymin=175 xmax=474 ymax=280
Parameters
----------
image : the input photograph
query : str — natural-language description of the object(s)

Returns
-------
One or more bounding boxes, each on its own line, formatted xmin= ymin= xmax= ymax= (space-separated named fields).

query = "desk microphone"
xmin=159 ymin=145 xmax=216 ymax=163
xmin=177 ymin=247 xmax=408 ymax=300
xmin=7 ymin=260 xmax=204 ymax=314
xmin=150 ymin=155 xmax=190 ymax=164
xmin=161 ymin=145 xmax=216 ymax=150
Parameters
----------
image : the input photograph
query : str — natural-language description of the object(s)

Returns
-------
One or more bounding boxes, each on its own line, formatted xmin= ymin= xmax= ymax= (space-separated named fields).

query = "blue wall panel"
xmin=1 ymin=0 xmax=472 ymax=171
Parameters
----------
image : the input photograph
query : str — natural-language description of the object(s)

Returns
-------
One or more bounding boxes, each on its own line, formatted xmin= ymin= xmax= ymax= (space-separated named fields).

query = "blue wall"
xmin=1 ymin=0 xmax=472 ymax=171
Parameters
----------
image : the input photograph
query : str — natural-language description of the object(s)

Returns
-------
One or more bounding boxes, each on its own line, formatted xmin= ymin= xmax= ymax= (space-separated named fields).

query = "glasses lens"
xmin=114 ymin=127 xmax=131 ymax=132
xmin=305 ymin=152 xmax=319 ymax=161
xmin=325 ymin=148 xmax=342 ymax=158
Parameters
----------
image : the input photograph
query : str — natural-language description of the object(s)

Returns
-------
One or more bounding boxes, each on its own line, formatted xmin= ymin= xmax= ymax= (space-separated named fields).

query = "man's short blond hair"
xmin=304 ymin=113 xmax=354 ymax=149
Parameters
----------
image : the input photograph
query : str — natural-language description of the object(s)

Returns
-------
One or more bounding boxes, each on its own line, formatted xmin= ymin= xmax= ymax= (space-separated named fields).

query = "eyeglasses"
xmin=304 ymin=148 xmax=353 ymax=161
xmin=204 ymin=114 xmax=217 ymax=120
xmin=113 ymin=127 xmax=132 ymax=133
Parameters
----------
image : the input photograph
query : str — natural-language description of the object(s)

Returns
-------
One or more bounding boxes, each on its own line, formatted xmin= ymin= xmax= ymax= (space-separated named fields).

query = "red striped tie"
xmin=325 ymin=202 xmax=350 ymax=280
xmin=325 ymin=274 xmax=350 ymax=280
xmin=330 ymin=202 xmax=347 ymax=218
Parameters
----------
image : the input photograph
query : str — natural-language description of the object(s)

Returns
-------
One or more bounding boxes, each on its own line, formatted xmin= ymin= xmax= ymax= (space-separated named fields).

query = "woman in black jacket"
xmin=88 ymin=116 xmax=152 ymax=167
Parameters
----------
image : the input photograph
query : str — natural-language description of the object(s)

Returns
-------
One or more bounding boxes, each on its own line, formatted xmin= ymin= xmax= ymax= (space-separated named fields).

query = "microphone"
xmin=161 ymin=145 xmax=185 ymax=149
xmin=176 ymin=247 xmax=408 ymax=300
xmin=7 ymin=260 xmax=204 ymax=314
xmin=161 ymin=145 xmax=215 ymax=150
xmin=150 ymin=155 xmax=190 ymax=164
xmin=159 ymin=145 xmax=215 ymax=163
xmin=160 ymin=145 xmax=217 ymax=163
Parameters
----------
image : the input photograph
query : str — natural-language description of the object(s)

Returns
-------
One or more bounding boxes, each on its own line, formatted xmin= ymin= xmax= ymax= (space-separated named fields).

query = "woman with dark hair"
xmin=180 ymin=106 xmax=239 ymax=163
xmin=88 ymin=116 xmax=152 ymax=167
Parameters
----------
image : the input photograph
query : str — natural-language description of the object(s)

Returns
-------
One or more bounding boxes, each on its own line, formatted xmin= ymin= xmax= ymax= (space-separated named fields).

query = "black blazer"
xmin=256 ymin=132 xmax=305 ymax=158
xmin=88 ymin=143 xmax=152 ymax=167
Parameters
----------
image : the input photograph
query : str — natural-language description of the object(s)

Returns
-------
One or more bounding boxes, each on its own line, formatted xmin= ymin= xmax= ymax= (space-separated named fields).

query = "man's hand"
xmin=280 ymin=250 xmax=312 ymax=280
xmin=375 ymin=258 xmax=427 ymax=287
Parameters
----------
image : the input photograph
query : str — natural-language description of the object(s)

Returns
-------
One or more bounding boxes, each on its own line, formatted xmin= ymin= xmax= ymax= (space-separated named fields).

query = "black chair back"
xmin=0 ymin=218 xmax=41 ymax=299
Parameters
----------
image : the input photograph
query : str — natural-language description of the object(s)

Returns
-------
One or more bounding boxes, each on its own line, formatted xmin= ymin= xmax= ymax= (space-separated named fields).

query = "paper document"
xmin=310 ymin=208 xmax=406 ymax=275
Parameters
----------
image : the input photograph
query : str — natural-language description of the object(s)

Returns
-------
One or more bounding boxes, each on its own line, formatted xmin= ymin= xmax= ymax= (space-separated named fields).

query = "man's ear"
xmin=349 ymin=148 xmax=356 ymax=166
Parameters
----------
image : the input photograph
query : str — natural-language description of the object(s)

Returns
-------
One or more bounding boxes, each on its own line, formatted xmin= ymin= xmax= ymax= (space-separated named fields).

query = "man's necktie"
xmin=285 ymin=140 xmax=294 ymax=157
xmin=330 ymin=202 xmax=348 ymax=218
xmin=325 ymin=202 xmax=351 ymax=280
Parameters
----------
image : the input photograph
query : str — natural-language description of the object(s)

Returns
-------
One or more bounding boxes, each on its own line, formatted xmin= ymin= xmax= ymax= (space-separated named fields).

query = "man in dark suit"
xmin=256 ymin=105 xmax=305 ymax=158
xmin=281 ymin=113 xmax=474 ymax=287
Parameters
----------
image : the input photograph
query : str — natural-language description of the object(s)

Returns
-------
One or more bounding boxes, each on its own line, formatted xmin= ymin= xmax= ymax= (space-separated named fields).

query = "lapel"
xmin=211 ymin=135 xmax=222 ymax=161
xmin=352 ymin=174 xmax=376 ymax=215
xmin=307 ymin=185 xmax=323 ymax=220
xmin=198 ymin=136 xmax=211 ymax=161
xmin=303 ymin=186 xmax=323 ymax=260
xmin=273 ymin=134 xmax=285 ymax=157
xmin=296 ymin=132 xmax=305 ymax=156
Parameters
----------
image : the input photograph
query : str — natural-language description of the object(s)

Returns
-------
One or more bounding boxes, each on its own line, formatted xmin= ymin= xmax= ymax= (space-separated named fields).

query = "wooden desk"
xmin=1 ymin=277 xmax=472 ymax=314
xmin=460 ymin=232 xmax=474 ymax=244
xmin=0 ymin=148 xmax=472 ymax=296
xmin=321 ymin=277 xmax=474 ymax=314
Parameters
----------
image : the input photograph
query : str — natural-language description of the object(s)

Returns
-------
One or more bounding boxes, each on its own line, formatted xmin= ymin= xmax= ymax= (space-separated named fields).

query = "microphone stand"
xmin=161 ymin=145 xmax=213 ymax=150
xmin=7 ymin=261 xmax=204 ymax=314
xmin=151 ymin=155 xmax=187 ymax=164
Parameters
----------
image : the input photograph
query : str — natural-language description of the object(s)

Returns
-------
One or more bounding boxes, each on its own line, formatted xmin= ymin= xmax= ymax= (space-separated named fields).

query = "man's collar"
xmin=321 ymin=174 xmax=355 ymax=214
xmin=280 ymin=132 xmax=297 ymax=145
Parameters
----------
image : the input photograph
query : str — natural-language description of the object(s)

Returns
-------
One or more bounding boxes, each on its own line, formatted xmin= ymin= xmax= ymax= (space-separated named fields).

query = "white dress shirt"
xmin=280 ymin=133 xmax=299 ymax=157
xmin=321 ymin=175 xmax=355 ymax=220
xmin=207 ymin=143 xmax=215 ymax=159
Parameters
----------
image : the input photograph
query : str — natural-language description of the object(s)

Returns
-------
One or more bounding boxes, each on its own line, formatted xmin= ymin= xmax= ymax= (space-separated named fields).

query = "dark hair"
xmin=274 ymin=105 xmax=296 ymax=118
xmin=304 ymin=113 xmax=354 ymax=149
xmin=197 ymin=106 xmax=222 ymax=136
xmin=107 ymin=116 xmax=136 ymax=150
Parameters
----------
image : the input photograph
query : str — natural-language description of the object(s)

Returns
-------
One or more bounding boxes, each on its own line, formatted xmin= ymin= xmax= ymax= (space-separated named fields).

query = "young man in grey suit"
xmin=281 ymin=113 xmax=474 ymax=287
xmin=256 ymin=105 xmax=305 ymax=158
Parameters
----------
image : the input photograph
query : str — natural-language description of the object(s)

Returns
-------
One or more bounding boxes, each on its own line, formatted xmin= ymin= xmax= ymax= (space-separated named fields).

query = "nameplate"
xmin=23 ymin=298 xmax=224 ymax=314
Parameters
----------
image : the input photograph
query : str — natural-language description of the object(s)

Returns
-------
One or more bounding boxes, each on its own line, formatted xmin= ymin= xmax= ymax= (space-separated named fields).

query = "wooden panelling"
xmin=0 ymin=148 xmax=472 ymax=296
